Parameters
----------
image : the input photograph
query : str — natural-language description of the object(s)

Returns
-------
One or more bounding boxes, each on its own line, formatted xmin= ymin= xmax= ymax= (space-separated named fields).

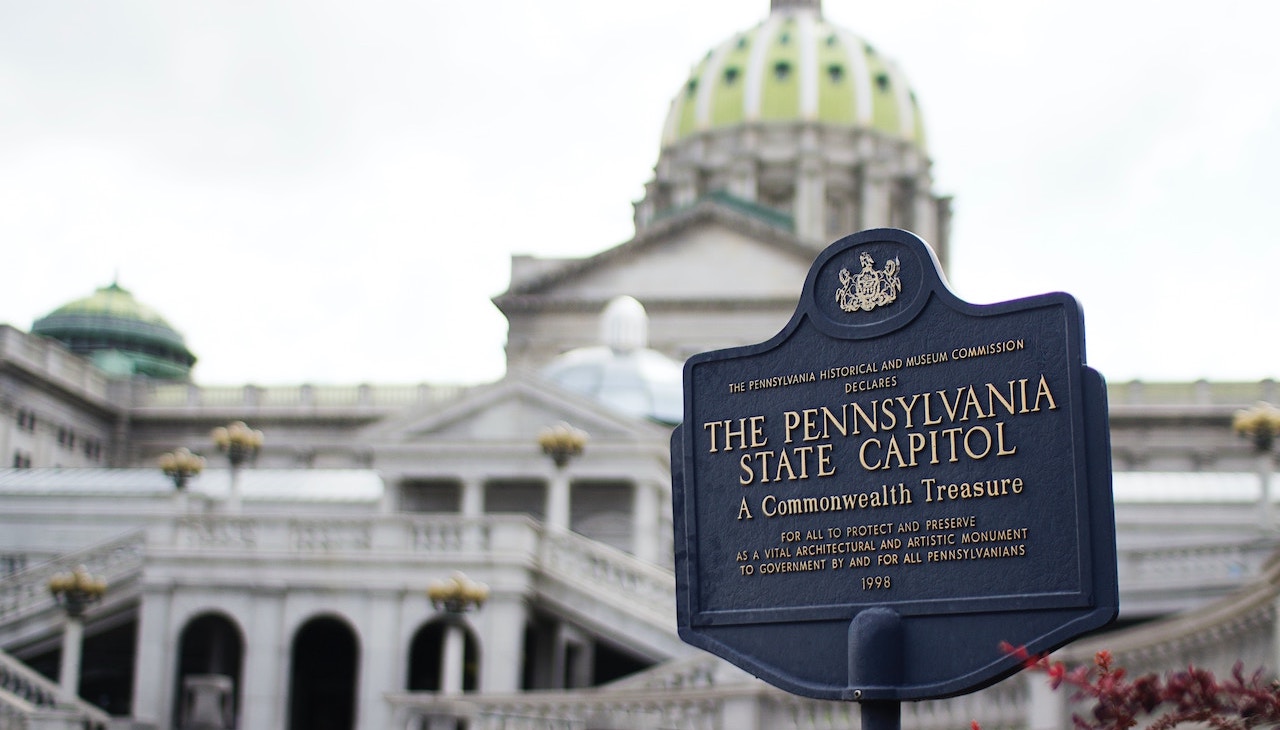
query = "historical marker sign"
xmin=672 ymin=228 xmax=1117 ymax=701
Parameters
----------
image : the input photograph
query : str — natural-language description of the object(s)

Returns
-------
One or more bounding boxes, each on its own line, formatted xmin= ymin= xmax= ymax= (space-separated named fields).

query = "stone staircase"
xmin=0 ymin=532 xmax=145 ymax=652
xmin=0 ymin=532 xmax=145 ymax=730
xmin=0 ymin=642 xmax=112 ymax=730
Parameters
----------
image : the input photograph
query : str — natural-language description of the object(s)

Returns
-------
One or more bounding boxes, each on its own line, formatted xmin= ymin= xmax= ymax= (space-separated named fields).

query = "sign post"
xmin=671 ymin=229 xmax=1117 ymax=719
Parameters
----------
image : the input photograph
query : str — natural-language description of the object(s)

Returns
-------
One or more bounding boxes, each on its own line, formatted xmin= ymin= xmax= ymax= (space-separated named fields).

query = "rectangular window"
xmin=15 ymin=409 xmax=36 ymax=433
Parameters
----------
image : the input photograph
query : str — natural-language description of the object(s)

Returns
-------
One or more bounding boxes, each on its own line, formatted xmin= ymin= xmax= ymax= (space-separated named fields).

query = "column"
xmin=860 ymin=169 xmax=891 ymax=229
xmin=551 ymin=624 xmax=590 ymax=690
xmin=795 ymin=153 xmax=825 ymax=243
xmin=672 ymin=167 xmax=698 ymax=208
xmin=241 ymin=585 xmax=287 ymax=730
xmin=479 ymin=592 xmax=527 ymax=693
xmin=913 ymin=184 xmax=937 ymax=243
xmin=360 ymin=592 xmax=403 ymax=729
xmin=460 ymin=478 xmax=485 ymax=518
xmin=728 ymin=155 xmax=758 ymax=202
xmin=461 ymin=478 xmax=486 ymax=550
xmin=130 ymin=588 xmax=174 ymax=728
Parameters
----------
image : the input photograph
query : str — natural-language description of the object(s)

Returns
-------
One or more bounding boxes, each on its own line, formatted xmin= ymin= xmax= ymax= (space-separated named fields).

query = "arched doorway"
xmin=174 ymin=613 xmax=244 ymax=730
xmin=288 ymin=616 xmax=359 ymax=730
xmin=406 ymin=619 xmax=479 ymax=692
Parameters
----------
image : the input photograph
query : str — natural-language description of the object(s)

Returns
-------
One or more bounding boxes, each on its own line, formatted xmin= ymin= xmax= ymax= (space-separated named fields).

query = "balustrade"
xmin=538 ymin=530 xmax=675 ymax=623
xmin=0 ymin=533 xmax=143 ymax=623
xmin=387 ymin=672 xmax=1031 ymax=730
xmin=0 ymin=647 xmax=110 ymax=730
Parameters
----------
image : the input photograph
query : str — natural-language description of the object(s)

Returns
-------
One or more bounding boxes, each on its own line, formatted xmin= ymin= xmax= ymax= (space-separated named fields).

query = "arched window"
xmin=288 ymin=616 xmax=360 ymax=730
xmin=174 ymin=613 xmax=244 ymax=730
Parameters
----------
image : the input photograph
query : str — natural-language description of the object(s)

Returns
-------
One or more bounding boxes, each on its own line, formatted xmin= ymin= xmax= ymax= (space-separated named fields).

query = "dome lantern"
xmin=771 ymin=0 xmax=821 ymax=14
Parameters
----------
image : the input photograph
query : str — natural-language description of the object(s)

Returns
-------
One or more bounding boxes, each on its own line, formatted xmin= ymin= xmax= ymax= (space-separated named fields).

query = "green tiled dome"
xmin=661 ymin=4 xmax=926 ymax=149
xmin=32 ymin=282 xmax=196 ymax=380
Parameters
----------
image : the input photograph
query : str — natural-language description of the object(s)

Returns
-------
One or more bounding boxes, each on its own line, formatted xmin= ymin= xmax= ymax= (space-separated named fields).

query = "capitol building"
xmin=2 ymin=2 xmax=1278 ymax=729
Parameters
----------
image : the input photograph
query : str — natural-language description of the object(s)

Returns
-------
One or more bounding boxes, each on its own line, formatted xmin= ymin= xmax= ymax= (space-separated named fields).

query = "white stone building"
xmin=1 ymin=2 xmax=1278 ymax=729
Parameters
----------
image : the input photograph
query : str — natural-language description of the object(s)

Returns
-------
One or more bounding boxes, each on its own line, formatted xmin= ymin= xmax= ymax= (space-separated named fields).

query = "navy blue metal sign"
xmin=672 ymin=228 xmax=1117 ymax=701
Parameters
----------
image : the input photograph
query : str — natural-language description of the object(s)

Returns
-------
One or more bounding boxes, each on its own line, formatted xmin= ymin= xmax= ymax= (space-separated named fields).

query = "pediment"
xmin=363 ymin=375 xmax=668 ymax=445
xmin=497 ymin=201 xmax=818 ymax=309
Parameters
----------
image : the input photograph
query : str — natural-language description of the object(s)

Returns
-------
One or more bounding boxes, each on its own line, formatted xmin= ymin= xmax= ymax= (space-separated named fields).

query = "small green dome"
xmin=32 ymin=282 xmax=196 ymax=380
xmin=660 ymin=3 xmax=926 ymax=149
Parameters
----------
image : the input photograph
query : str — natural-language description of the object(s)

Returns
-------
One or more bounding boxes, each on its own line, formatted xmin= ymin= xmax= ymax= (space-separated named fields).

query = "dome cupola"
xmin=635 ymin=1 xmax=951 ymax=267
xmin=31 ymin=282 xmax=197 ymax=380
xmin=660 ymin=2 xmax=925 ymax=151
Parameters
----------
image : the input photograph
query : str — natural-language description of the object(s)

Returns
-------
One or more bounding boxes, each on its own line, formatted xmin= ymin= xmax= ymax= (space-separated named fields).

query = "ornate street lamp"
xmin=427 ymin=572 xmax=489 ymax=695
xmin=211 ymin=421 xmax=263 ymax=512
xmin=1232 ymin=401 xmax=1280 ymax=531
xmin=538 ymin=422 xmax=587 ymax=468
xmin=538 ymin=422 xmax=587 ymax=532
xmin=48 ymin=566 xmax=107 ymax=695
xmin=427 ymin=571 xmax=490 ymax=614
xmin=159 ymin=447 xmax=205 ymax=491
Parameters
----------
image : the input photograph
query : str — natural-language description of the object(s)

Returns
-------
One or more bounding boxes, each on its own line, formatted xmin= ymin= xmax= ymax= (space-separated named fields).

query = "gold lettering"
xmin=816 ymin=443 xmax=836 ymax=477
xmin=963 ymin=425 xmax=993 ymax=460
xmin=859 ymin=438 xmax=882 ymax=470
xmin=1033 ymin=375 xmax=1058 ymax=412
xmin=783 ymin=411 xmax=801 ymax=444
xmin=986 ymin=381 xmax=1017 ymax=417
xmin=960 ymin=386 xmax=985 ymax=421
xmin=822 ymin=406 xmax=848 ymax=439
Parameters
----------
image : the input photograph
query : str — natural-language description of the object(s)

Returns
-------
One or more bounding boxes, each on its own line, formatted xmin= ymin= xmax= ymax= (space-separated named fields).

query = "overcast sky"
xmin=2 ymin=1 xmax=1277 ymax=386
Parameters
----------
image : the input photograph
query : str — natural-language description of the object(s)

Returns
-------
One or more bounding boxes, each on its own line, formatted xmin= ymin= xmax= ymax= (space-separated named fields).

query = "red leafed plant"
xmin=974 ymin=643 xmax=1280 ymax=730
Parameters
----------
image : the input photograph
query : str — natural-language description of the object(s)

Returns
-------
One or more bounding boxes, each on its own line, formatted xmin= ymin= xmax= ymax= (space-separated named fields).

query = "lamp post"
xmin=211 ymin=421 xmax=263 ymax=512
xmin=1232 ymin=401 xmax=1280 ymax=531
xmin=159 ymin=447 xmax=205 ymax=511
xmin=427 ymin=572 xmax=489 ymax=695
xmin=538 ymin=422 xmax=587 ymax=532
xmin=48 ymin=566 xmax=107 ymax=696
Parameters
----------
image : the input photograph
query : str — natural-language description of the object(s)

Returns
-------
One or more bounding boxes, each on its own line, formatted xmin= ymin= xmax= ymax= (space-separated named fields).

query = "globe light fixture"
xmin=211 ymin=421 xmax=263 ymax=512
xmin=1233 ymin=401 xmax=1280 ymax=453
xmin=538 ymin=422 xmax=587 ymax=468
xmin=48 ymin=565 xmax=107 ymax=618
xmin=1232 ymin=401 xmax=1280 ymax=531
xmin=427 ymin=571 xmax=490 ymax=615
xmin=211 ymin=421 xmax=264 ymax=467
xmin=158 ymin=447 xmax=205 ymax=491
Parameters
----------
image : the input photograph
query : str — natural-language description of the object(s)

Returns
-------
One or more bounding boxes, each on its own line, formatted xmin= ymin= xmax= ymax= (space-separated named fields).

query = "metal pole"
xmin=861 ymin=701 xmax=900 ymax=730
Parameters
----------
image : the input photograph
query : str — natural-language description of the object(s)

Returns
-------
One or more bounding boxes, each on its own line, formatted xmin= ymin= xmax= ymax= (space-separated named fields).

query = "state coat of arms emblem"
xmin=835 ymin=252 xmax=902 ymax=313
